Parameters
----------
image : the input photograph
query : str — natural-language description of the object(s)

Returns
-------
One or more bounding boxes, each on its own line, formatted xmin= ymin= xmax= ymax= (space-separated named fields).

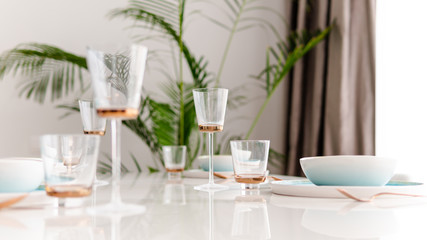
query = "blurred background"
xmin=0 ymin=0 xmax=287 ymax=172
xmin=1 ymin=0 xmax=422 ymax=180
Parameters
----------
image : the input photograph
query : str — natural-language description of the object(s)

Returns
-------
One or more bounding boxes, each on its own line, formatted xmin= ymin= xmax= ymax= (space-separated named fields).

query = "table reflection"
xmin=302 ymin=208 xmax=397 ymax=239
xmin=269 ymin=195 xmax=402 ymax=240
xmin=163 ymin=179 xmax=186 ymax=206
xmin=44 ymin=215 xmax=107 ymax=240
xmin=6 ymin=173 xmax=427 ymax=240
xmin=0 ymin=210 xmax=46 ymax=239
xmin=232 ymin=193 xmax=271 ymax=240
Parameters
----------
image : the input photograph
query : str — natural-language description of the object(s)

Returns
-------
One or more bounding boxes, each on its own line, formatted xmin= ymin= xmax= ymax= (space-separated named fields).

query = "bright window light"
xmin=377 ymin=0 xmax=427 ymax=181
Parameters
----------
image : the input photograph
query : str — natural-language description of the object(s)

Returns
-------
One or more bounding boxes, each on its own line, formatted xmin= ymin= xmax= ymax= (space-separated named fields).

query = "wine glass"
xmin=192 ymin=88 xmax=228 ymax=191
xmin=86 ymin=43 xmax=148 ymax=214
xmin=78 ymin=99 xmax=109 ymax=186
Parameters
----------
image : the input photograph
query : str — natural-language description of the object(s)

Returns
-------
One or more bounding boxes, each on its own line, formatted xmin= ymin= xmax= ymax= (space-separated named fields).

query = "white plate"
xmin=0 ymin=186 xmax=56 ymax=208
xmin=183 ymin=169 xmax=233 ymax=179
xmin=271 ymin=179 xmax=426 ymax=198
xmin=183 ymin=169 xmax=273 ymax=190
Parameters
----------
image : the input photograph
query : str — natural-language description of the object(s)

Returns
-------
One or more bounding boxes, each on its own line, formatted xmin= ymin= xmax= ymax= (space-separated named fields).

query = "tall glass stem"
xmin=111 ymin=119 xmax=122 ymax=206
xmin=208 ymin=132 xmax=214 ymax=185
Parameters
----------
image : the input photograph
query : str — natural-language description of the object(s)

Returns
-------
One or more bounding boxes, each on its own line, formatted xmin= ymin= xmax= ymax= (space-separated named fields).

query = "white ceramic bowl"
xmin=300 ymin=155 xmax=396 ymax=186
xmin=197 ymin=155 xmax=233 ymax=172
xmin=0 ymin=158 xmax=44 ymax=192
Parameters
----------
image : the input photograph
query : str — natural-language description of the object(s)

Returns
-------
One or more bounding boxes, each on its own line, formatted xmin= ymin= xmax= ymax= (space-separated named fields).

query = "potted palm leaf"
xmin=0 ymin=0 xmax=331 ymax=173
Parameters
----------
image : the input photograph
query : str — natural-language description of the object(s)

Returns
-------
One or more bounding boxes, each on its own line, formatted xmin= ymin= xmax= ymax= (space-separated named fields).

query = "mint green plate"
xmin=272 ymin=180 xmax=425 ymax=198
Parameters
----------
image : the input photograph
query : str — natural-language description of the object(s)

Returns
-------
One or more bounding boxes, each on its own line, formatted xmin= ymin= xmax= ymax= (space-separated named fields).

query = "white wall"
xmin=0 ymin=0 xmax=286 ymax=172
xmin=377 ymin=0 xmax=427 ymax=181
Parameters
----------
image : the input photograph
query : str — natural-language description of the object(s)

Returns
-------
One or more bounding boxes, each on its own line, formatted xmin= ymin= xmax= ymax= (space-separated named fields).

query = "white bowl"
xmin=0 ymin=158 xmax=44 ymax=192
xmin=197 ymin=155 xmax=233 ymax=172
xmin=300 ymin=155 xmax=396 ymax=186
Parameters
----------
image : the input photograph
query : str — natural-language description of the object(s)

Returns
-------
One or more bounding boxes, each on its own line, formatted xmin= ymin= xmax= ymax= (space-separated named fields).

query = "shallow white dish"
xmin=0 ymin=158 xmax=44 ymax=193
xmin=183 ymin=169 xmax=271 ymax=190
xmin=300 ymin=155 xmax=396 ymax=186
xmin=183 ymin=169 xmax=233 ymax=179
xmin=0 ymin=190 xmax=54 ymax=208
xmin=271 ymin=179 xmax=426 ymax=198
xmin=197 ymin=155 xmax=233 ymax=172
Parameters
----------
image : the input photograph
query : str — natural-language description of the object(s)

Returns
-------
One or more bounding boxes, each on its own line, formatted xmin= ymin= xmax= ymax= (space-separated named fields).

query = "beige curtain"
xmin=284 ymin=0 xmax=376 ymax=176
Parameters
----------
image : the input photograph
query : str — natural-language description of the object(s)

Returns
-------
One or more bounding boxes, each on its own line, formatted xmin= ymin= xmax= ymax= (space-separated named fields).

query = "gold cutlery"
xmin=0 ymin=194 xmax=28 ymax=209
xmin=337 ymin=188 xmax=425 ymax=202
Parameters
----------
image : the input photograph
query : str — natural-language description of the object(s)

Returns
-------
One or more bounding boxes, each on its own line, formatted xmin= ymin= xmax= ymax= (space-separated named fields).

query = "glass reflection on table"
xmin=232 ymin=194 xmax=271 ymax=240
xmin=44 ymin=215 xmax=108 ymax=240
xmin=163 ymin=179 xmax=186 ymax=206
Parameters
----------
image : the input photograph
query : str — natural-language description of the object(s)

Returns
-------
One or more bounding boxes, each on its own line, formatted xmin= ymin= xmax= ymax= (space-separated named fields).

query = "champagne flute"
xmin=86 ymin=44 xmax=148 ymax=214
xmin=193 ymin=88 xmax=228 ymax=191
xmin=78 ymin=99 xmax=109 ymax=186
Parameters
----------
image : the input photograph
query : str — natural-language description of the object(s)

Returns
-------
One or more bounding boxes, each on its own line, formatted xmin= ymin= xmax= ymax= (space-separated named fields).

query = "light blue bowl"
xmin=0 ymin=158 xmax=44 ymax=192
xmin=300 ymin=155 xmax=396 ymax=186
xmin=198 ymin=155 xmax=233 ymax=172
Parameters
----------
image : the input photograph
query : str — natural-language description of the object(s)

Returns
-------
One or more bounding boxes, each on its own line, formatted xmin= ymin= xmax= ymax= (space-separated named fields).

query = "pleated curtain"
xmin=283 ymin=0 xmax=376 ymax=176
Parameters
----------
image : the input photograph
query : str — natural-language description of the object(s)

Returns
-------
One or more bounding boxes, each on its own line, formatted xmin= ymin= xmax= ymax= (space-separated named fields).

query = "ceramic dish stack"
xmin=271 ymin=155 xmax=427 ymax=198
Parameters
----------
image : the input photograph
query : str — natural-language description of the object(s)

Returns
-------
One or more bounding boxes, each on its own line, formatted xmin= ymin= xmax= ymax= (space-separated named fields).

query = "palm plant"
xmin=0 ymin=0 xmax=331 ymax=172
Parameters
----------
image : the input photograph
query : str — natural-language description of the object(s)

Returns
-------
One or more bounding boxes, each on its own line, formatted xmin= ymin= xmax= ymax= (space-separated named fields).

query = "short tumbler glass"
xmin=230 ymin=140 xmax=270 ymax=189
xmin=40 ymin=134 xmax=100 ymax=198
xmin=162 ymin=145 xmax=186 ymax=178
xmin=78 ymin=100 xmax=107 ymax=136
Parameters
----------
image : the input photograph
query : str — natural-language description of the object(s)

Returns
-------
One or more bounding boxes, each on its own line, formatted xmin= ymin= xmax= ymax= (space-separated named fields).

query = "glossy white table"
xmin=2 ymin=172 xmax=427 ymax=240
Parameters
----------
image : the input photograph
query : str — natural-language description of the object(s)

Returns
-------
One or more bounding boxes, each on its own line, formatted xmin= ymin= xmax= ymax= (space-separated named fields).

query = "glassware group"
xmin=39 ymin=42 xmax=271 ymax=212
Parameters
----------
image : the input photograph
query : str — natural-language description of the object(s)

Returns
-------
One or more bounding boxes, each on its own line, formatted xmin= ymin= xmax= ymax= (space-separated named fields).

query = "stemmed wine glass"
xmin=86 ymin=44 xmax=148 ymax=213
xmin=78 ymin=99 xmax=109 ymax=186
xmin=193 ymin=88 xmax=228 ymax=191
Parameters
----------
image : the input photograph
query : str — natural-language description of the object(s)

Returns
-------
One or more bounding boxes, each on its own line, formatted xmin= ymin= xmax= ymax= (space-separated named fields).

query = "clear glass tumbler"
xmin=162 ymin=145 xmax=186 ymax=179
xmin=40 ymin=134 xmax=100 ymax=204
xmin=79 ymin=100 xmax=107 ymax=136
xmin=230 ymin=140 xmax=270 ymax=189
xmin=79 ymin=99 xmax=109 ymax=187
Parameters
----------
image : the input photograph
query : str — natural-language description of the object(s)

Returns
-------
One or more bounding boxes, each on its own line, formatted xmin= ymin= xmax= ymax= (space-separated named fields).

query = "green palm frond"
xmin=56 ymin=101 xmax=80 ymax=119
xmin=192 ymin=0 xmax=286 ymax=86
xmin=149 ymin=97 xmax=177 ymax=146
xmin=269 ymin=148 xmax=286 ymax=169
xmin=112 ymin=0 xmax=210 ymax=169
xmin=245 ymin=26 xmax=332 ymax=139
xmin=214 ymin=0 xmax=250 ymax=86
xmin=148 ymin=80 xmax=200 ymax=166
xmin=130 ymin=153 xmax=143 ymax=172
xmin=110 ymin=0 xmax=210 ymax=86
xmin=123 ymin=96 xmax=163 ymax=162
xmin=0 ymin=43 xmax=87 ymax=103
xmin=98 ymin=153 xmax=130 ymax=174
